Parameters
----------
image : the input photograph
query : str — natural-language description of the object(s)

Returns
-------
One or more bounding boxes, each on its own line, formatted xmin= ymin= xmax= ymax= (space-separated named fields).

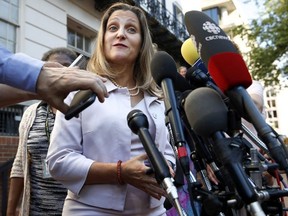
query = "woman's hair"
xmin=41 ymin=47 xmax=77 ymax=62
xmin=87 ymin=2 xmax=162 ymax=97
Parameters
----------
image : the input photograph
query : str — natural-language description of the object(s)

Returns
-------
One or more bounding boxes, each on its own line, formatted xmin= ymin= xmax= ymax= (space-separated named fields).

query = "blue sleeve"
xmin=0 ymin=46 xmax=44 ymax=92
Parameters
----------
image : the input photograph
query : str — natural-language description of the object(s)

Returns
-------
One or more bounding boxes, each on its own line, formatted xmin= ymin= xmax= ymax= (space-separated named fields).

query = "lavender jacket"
xmin=46 ymin=80 xmax=176 ymax=212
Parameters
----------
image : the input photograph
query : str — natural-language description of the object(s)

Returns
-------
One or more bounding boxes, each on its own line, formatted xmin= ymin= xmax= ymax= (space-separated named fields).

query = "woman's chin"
xmin=110 ymin=56 xmax=134 ymax=64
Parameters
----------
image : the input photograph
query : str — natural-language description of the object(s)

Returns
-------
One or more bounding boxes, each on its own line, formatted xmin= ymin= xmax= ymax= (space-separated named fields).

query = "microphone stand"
xmin=241 ymin=123 xmax=268 ymax=153
xmin=162 ymin=82 xmax=201 ymax=216
xmin=212 ymin=132 xmax=266 ymax=216
xmin=166 ymin=121 xmax=200 ymax=216
xmin=227 ymin=86 xmax=288 ymax=177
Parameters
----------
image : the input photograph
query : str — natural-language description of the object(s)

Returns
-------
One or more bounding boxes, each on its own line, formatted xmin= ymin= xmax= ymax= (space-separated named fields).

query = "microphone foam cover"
xmin=184 ymin=87 xmax=228 ymax=137
xmin=181 ymin=38 xmax=199 ymax=65
xmin=151 ymin=51 xmax=191 ymax=92
xmin=208 ymin=52 xmax=252 ymax=91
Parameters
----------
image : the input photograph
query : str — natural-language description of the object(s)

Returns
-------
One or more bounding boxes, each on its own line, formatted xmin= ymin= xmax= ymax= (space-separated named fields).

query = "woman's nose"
xmin=116 ymin=28 xmax=126 ymax=39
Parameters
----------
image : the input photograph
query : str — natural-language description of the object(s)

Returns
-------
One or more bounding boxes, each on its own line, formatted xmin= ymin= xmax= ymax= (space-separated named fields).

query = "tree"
xmin=234 ymin=0 xmax=288 ymax=86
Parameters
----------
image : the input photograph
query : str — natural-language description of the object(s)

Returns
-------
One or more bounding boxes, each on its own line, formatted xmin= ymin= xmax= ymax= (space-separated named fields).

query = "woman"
xmin=46 ymin=3 xmax=175 ymax=215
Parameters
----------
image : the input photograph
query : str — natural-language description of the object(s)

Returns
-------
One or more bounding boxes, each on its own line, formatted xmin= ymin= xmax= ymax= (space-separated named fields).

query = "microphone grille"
xmin=151 ymin=51 xmax=178 ymax=86
xmin=184 ymin=87 xmax=228 ymax=137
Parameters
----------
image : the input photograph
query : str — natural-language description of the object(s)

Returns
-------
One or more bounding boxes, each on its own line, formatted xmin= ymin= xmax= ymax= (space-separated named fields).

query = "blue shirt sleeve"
xmin=0 ymin=46 xmax=44 ymax=92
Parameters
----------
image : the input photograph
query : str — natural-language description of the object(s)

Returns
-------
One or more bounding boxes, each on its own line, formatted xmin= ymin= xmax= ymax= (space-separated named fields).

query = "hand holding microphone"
xmin=127 ymin=109 xmax=186 ymax=216
xmin=127 ymin=109 xmax=172 ymax=183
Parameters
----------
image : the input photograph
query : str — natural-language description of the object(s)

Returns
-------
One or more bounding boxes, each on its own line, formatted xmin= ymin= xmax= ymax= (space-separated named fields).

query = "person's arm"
xmin=0 ymin=84 xmax=39 ymax=107
xmin=0 ymin=47 xmax=43 ymax=92
xmin=0 ymin=47 xmax=109 ymax=113
xmin=6 ymin=106 xmax=31 ymax=216
xmin=36 ymin=61 xmax=108 ymax=114
xmin=6 ymin=177 xmax=24 ymax=216
xmin=85 ymin=154 xmax=165 ymax=200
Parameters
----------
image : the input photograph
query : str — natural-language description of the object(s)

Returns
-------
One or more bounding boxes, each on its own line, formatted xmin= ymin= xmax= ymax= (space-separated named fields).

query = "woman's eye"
xmin=127 ymin=27 xmax=136 ymax=33
xmin=108 ymin=25 xmax=117 ymax=31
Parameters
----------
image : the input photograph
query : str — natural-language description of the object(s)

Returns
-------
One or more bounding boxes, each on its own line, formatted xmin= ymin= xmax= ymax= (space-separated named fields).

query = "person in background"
xmin=6 ymin=47 xmax=78 ymax=216
xmin=46 ymin=3 xmax=175 ymax=216
xmin=0 ymin=46 xmax=108 ymax=112
xmin=178 ymin=66 xmax=187 ymax=78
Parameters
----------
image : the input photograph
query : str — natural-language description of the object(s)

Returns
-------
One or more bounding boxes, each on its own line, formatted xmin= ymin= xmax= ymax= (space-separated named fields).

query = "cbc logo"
xmin=202 ymin=21 xmax=221 ymax=34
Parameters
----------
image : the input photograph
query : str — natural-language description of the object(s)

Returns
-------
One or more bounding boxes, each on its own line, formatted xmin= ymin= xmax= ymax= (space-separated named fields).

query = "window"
xmin=203 ymin=7 xmax=220 ymax=25
xmin=67 ymin=18 xmax=97 ymax=57
xmin=68 ymin=28 xmax=93 ymax=55
xmin=0 ymin=0 xmax=19 ymax=52
xmin=172 ymin=3 xmax=184 ymax=37
xmin=173 ymin=3 xmax=183 ymax=24
xmin=0 ymin=105 xmax=24 ymax=136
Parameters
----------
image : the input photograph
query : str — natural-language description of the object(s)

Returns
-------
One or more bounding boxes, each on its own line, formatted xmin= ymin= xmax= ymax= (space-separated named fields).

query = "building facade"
xmin=1 ymin=0 xmax=286 ymax=214
xmin=265 ymin=78 xmax=288 ymax=138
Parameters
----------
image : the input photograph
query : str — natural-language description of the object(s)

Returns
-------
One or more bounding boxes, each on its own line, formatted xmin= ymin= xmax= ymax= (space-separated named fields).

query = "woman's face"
xmin=104 ymin=10 xmax=142 ymax=65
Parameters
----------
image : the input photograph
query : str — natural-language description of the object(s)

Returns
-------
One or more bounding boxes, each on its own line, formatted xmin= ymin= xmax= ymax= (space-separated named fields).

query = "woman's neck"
xmin=110 ymin=64 xmax=135 ymax=88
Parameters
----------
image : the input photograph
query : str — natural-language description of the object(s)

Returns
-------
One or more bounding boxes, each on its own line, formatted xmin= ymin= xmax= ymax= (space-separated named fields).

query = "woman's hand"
xmin=121 ymin=154 xmax=166 ymax=200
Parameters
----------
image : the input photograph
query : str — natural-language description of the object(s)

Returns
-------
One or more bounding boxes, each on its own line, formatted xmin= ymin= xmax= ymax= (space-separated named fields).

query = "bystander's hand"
xmin=36 ymin=62 xmax=109 ymax=114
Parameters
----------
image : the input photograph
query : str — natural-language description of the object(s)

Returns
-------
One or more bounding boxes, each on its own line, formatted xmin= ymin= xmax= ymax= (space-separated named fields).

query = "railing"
xmin=0 ymin=105 xmax=23 ymax=136
xmin=0 ymin=158 xmax=14 ymax=216
xmin=134 ymin=0 xmax=189 ymax=41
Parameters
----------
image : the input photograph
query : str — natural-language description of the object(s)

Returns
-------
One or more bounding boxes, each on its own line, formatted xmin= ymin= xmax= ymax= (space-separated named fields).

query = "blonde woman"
xmin=47 ymin=3 xmax=175 ymax=215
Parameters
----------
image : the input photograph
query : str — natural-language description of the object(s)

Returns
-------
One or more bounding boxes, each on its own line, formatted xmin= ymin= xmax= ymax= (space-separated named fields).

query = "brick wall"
xmin=0 ymin=136 xmax=19 ymax=163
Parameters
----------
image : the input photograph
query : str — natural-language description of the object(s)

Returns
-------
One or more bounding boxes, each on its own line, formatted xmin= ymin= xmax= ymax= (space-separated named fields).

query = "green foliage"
xmin=233 ymin=0 xmax=288 ymax=86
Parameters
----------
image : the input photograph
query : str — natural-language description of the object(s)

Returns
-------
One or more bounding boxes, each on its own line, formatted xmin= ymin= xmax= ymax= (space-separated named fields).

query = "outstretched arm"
xmin=35 ymin=61 xmax=108 ymax=113
xmin=0 ymin=84 xmax=38 ymax=107
xmin=1 ymin=47 xmax=109 ymax=113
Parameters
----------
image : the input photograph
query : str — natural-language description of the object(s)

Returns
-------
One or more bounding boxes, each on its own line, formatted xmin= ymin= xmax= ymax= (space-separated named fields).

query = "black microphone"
xmin=184 ymin=10 xmax=252 ymax=92
xmin=151 ymin=51 xmax=192 ymax=183
xmin=127 ymin=109 xmax=171 ymax=183
xmin=127 ymin=109 xmax=186 ymax=215
xmin=184 ymin=10 xmax=288 ymax=176
xmin=184 ymin=87 xmax=263 ymax=211
xmin=185 ymin=67 xmax=229 ymax=103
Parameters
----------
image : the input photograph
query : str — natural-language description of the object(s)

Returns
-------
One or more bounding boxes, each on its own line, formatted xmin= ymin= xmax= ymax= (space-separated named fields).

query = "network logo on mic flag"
xmin=202 ymin=21 xmax=221 ymax=35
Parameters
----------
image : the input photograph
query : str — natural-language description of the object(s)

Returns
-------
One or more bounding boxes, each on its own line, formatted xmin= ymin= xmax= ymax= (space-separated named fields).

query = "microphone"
xmin=184 ymin=87 xmax=265 ymax=215
xmin=127 ymin=109 xmax=186 ymax=216
xmin=151 ymin=51 xmax=192 ymax=93
xmin=184 ymin=10 xmax=288 ymax=176
xmin=185 ymin=67 xmax=229 ymax=102
xmin=181 ymin=38 xmax=229 ymax=102
xmin=151 ymin=51 xmax=192 ymax=182
xmin=184 ymin=10 xmax=252 ymax=92
xmin=181 ymin=38 xmax=209 ymax=75
xmin=184 ymin=87 xmax=228 ymax=137
xmin=127 ymin=109 xmax=171 ymax=183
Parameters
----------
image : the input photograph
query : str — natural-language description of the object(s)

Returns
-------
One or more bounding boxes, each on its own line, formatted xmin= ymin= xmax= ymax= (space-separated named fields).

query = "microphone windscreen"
xmin=181 ymin=38 xmax=199 ymax=65
xmin=151 ymin=51 xmax=192 ymax=92
xmin=184 ymin=10 xmax=252 ymax=92
xmin=184 ymin=87 xmax=228 ymax=137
